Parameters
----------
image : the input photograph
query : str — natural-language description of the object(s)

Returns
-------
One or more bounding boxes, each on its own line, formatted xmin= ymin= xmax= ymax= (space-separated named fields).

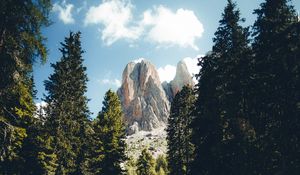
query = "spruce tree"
xmin=21 ymin=120 xmax=58 ymax=175
xmin=167 ymin=85 xmax=195 ymax=175
xmin=251 ymin=0 xmax=299 ymax=174
xmin=44 ymin=32 xmax=90 ymax=174
xmin=90 ymin=89 xmax=127 ymax=175
xmin=0 ymin=0 xmax=51 ymax=173
xmin=136 ymin=148 xmax=156 ymax=175
xmin=279 ymin=21 xmax=300 ymax=173
xmin=155 ymin=155 xmax=168 ymax=175
xmin=191 ymin=1 xmax=254 ymax=174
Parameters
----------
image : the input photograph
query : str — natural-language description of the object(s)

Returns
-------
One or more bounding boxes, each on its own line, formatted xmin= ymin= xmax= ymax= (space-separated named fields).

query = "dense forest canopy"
xmin=1 ymin=0 xmax=299 ymax=174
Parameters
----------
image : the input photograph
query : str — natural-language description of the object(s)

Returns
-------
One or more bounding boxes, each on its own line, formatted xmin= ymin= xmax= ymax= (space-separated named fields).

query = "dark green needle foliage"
xmin=191 ymin=0 xmax=255 ymax=174
xmin=0 ymin=0 xmax=51 ymax=174
xmin=250 ymin=0 xmax=299 ymax=174
xmin=155 ymin=155 xmax=168 ymax=175
xmin=167 ymin=85 xmax=195 ymax=175
xmin=44 ymin=32 xmax=90 ymax=175
xmin=136 ymin=148 xmax=156 ymax=175
xmin=90 ymin=89 xmax=127 ymax=175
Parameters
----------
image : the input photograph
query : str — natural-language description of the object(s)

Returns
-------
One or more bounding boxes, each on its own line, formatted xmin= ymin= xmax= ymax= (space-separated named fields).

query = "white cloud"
xmin=83 ymin=1 xmax=204 ymax=49
xmin=53 ymin=0 xmax=75 ymax=24
xmin=132 ymin=58 xmax=145 ymax=63
xmin=183 ymin=56 xmax=203 ymax=83
xmin=84 ymin=0 xmax=142 ymax=45
xmin=101 ymin=79 xmax=122 ymax=87
xmin=36 ymin=101 xmax=47 ymax=108
xmin=141 ymin=6 xmax=204 ymax=50
xmin=157 ymin=55 xmax=202 ymax=83
xmin=35 ymin=101 xmax=47 ymax=118
xmin=183 ymin=57 xmax=200 ymax=76
xmin=157 ymin=65 xmax=176 ymax=83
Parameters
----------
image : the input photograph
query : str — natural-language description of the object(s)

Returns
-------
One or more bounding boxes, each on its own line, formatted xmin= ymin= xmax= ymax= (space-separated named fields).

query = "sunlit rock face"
xmin=163 ymin=60 xmax=195 ymax=101
xmin=118 ymin=59 xmax=194 ymax=134
xmin=117 ymin=59 xmax=170 ymax=134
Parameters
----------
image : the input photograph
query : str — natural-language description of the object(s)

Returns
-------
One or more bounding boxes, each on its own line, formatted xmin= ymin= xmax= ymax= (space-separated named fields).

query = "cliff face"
xmin=117 ymin=59 xmax=170 ymax=134
xmin=118 ymin=59 xmax=195 ymax=134
xmin=163 ymin=60 xmax=195 ymax=101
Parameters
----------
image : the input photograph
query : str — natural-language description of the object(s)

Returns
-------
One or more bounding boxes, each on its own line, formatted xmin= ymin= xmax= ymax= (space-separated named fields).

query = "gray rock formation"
xmin=163 ymin=60 xmax=195 ymax=101
xmin=117 ymin=59 xmax=170 ymax=134
xmin=118 ymin=59 xmax=195 ymax=134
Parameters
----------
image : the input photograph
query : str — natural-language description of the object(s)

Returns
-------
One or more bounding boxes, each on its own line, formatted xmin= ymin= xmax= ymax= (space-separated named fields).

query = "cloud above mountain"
xmin=141 ymin=6 xmax=204 ymax=50
xmin=157 ymin=65 xmax=176 ymax=83
xmin=84 ymin=0 xmax=204 ymax=49
xmin=101 ymin=79 xmax=122 ymax=87
xmin=84 ymin=0 xmax=141 ymax=45
xmin=157 ymin=56 xmax=200 ymax=83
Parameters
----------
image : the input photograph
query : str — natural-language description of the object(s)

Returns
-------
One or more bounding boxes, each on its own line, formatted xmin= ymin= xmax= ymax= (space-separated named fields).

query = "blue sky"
xmin=34 ymin=0 xmax=300 ymax=117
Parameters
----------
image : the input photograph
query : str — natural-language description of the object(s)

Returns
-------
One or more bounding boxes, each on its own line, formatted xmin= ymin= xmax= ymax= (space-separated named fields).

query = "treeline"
xmin=1 ymin=0 xmax=300 ymax=175
xmin=0 ymin=1 xmax=127 ymax=174
xmin=166 ymin=0 xmax=300 ymax=175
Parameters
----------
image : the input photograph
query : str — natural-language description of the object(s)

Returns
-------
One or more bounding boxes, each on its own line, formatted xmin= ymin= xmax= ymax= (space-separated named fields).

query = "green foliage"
xmin=125 ymin=157 xmax=137 ymax=175
xmin=167 ymin=85 xmax=195 ymax=175
xmin=44 ymin=32 xmax=90 ymax=174
xmin=191 ymin=0 xmax=255 ymax=174
xmin=155 ymin=155 xmax=168 ymax=175
xmin=0 ymin=0 xmax=51 ymax=173
xmin=191 ymin=0 xmax=300 ymax=174
xmin=89 ymin=89 xmax=127 ymax=175
xmin=250 ymin=0 xmax=299 ymax=174
xmin=136 ymin=148 xmax=156 ymax=175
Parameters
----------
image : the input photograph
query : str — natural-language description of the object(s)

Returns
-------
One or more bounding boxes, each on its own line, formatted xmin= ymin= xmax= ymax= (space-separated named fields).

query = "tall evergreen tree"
xmin=167 ymin=85 xmax=195 ymax=175
xmin=279 ymin=20 xmax=300 ymax=173
xmin=44 ymin=32 xmax=90 ymax=174
xmin=136 ymin=148 xmax=156 ymax=175
xmin=251 ymin=0 xmax=299 ymax=174
xmin=0 ymin=0 xmax=51 ymax=173
xmin=90 ymin=89 xmax=127 ymax=175
xmin=191 ymin=1 xmax=254 ymax=174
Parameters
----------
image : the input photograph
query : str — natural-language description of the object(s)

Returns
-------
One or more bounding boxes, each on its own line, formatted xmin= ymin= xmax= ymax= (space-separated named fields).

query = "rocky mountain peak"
xmin=118 ymin=59 xmax=170 ymax=134
xmin=118 ymin=58 xmax=195 ymax=135
xmin=170 ymin=60 xmax=195 ymax=96
xmin=163 ymin=60 xmax=195 ymax=101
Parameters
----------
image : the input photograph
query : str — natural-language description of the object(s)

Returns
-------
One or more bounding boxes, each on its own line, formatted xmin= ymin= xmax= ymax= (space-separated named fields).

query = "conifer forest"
xmin=0 ymin=0 xmax=299 ymax=174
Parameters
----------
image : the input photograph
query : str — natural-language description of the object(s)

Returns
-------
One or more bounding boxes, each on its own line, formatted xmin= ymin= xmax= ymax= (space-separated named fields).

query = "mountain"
xmin=163 ymin=60 xmax=195 ymax=101
xmin=117 ymin=59 xmax=170 ymax=134
xmin=118 ymin=58 xmax=194 ymax=135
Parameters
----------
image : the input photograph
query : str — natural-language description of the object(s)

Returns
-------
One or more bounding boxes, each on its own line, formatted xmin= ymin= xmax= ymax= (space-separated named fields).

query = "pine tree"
xmin=0 ymin=0 xmax=51 ymax=173
xmin=21 ymin=121 xmax=58 ymax=175
xmin=136 ymin=148 xmax=156 ymax=175
xmin=125 ymin=156 xmax=137 ymax=175
xmin=90 ymin=89 xmax=127 ymax=175
xmin=167 ymin=85 xmax=195 ymax=175
xmin=250 ymin=0 xmax=299 ymax=174
xmin=191 ymin=1 xmax=254 ymax=174
xmin=44 ymin=32 xmax=90 ymax=174
xmin=155 ymin=155 xmax=168 ymax=175
xmin=279 ymin=21 xmax=300 ymax=173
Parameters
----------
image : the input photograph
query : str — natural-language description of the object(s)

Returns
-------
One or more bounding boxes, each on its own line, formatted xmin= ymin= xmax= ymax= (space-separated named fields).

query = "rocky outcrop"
xmin=117 ymin=59 xmax=170 ymax=133
xmin=163 ymin=60 xmax=195 ymax=101
xmin=118 ymin=59 xmax=195 ymax=134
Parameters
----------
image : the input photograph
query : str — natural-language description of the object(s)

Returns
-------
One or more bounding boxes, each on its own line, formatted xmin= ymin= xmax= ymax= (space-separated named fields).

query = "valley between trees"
xmin=1 ymin=0 xmax=300 ymax=175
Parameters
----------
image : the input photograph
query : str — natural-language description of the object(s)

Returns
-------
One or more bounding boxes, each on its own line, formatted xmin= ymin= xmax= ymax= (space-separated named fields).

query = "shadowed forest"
xmin=1 ymin=0 xmax=299 ymax=175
